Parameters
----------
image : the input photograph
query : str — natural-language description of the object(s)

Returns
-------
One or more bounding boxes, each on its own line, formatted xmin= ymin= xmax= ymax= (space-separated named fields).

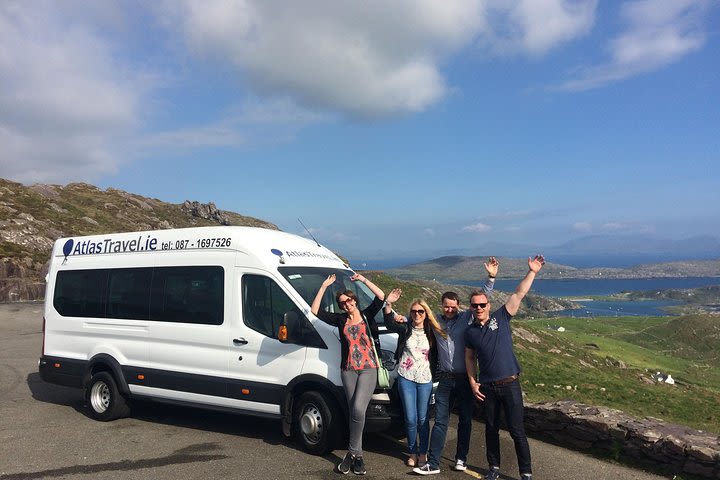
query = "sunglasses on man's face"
xmin=410 ymin=309 xmax=425 ymax=315
xmin=471 ymin=302 xmax=488 ymax=309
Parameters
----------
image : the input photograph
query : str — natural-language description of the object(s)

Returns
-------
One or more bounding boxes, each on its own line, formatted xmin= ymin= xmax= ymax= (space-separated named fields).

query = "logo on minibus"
xmin=62 ymin=235 xmax=159 ymax=257
xmin=273 ymin=248 xmax=340 ymax=262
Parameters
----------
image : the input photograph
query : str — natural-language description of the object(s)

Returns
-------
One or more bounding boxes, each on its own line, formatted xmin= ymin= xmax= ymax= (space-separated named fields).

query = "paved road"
xmin=0 ymin=303 xmax=670 ymax=480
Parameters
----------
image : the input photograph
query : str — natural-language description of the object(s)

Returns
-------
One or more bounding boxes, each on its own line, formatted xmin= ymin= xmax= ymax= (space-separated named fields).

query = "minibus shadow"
xmin=28 ymin=372 xmax=323 ymax=457
xmin=27 ymin=372 xmax=405 ymax=467
xmin=27 ymin=372 xmax=84 ymax=409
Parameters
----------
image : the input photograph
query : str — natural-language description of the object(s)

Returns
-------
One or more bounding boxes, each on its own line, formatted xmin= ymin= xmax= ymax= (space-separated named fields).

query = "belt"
xmin=437 ymin=371 xmax=462 ymax=379
xmin=490 ymin=375 xmax=518 ymax=386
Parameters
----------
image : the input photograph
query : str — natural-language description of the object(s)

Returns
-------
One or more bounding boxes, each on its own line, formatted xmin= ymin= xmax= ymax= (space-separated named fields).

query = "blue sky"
xmin=1 ymin=1 xmax=719 ymax=266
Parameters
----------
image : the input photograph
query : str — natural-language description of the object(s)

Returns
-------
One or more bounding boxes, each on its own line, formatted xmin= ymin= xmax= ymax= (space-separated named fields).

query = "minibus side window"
xmin=54 ymin=269 xmax=108 ymax=317
xmin=150 ymin=266 xmax=224 ymax=325
xmin=242 ymin=275 xmax=326 ymax=348
xmin=107 ymin=268 xmax=152 ymax=320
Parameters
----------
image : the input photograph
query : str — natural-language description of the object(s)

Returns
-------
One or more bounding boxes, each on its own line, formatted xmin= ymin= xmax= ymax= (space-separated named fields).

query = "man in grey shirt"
xmin=414 ymin=257 xmax=499 ymax=475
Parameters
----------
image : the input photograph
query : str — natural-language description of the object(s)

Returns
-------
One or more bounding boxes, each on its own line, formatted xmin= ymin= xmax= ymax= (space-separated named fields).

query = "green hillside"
xmin=520 ymin=316 xmax=720 ymax=432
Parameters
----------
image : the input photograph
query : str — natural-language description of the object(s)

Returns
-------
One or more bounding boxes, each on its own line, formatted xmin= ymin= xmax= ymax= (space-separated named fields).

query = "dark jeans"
xmin=427 ymin=374 xmax=473 ymax=468
xmin=482 ymin=379 xmax=532 ymax=475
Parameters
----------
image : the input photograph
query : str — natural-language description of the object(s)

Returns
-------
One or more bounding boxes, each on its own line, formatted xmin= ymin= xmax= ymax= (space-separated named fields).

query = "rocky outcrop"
xmin=181 ymin=201 xmax=231 ymax=225
xmin=0 ymin=178 xmax=280 ymax=304
xmin=523 ymin=400 xmax=720 ymax=479
xmin=0 ymin=258 xmax=46 ymax=302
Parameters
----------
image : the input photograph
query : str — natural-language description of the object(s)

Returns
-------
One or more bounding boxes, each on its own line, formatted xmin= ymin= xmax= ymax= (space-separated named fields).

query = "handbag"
xmin=363 ymin=314 xmax=390 ymax=389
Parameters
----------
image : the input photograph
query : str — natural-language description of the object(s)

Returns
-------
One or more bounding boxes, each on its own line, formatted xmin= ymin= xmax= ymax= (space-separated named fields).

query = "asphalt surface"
xmin=0 ymin=302 xmax=671 ymax=480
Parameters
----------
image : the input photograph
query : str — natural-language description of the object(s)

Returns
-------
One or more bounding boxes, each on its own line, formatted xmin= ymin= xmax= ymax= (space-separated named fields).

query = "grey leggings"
xmin=341 ymin=368 xmax=377 ymax=456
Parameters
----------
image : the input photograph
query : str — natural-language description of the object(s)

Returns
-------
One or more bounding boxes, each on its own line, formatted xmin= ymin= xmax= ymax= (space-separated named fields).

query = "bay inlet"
xmin=459 ymin=277 xmax=720 ymax=317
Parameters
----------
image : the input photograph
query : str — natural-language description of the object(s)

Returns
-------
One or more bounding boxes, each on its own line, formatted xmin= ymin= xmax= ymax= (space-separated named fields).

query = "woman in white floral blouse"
xmin=384 ymin=292 xmax=444 ymax=468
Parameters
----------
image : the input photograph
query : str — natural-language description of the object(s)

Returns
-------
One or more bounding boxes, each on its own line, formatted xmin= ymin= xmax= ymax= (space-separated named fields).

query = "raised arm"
xmin=505 ymin=255 xmax=545 ymax=316
xmin=481 ymin=256 xmax=499 ymax=294
xmin=383 ymin=288 xmax=407 ymax=332
xmin=383 ymin=288 xmax=401 ymax=314
xmin=311 ymin=274 xmax=336 ymax=317
xmin=351 ymin=273 xmax=385 ymax=301
xmin=465 ymin=347 xmax=485 ymax=401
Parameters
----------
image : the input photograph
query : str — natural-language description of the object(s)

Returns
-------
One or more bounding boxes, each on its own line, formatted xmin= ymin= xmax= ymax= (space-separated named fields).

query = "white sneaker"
xmin=453 ymin=459 xmax=467 ymax=471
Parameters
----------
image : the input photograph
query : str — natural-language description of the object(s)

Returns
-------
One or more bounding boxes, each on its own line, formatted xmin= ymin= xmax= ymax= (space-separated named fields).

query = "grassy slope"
xmin=519 ymin=316 xmax=720 ymax=432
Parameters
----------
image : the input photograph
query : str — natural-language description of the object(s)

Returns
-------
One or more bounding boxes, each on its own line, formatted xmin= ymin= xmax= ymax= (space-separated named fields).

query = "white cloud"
xmin=599 ymin=222 xmax=656 ymax=234
xmin=135 ymin=98 xmax=328 ymax=154
xmin=0 ymin=1 xmax=143 ymax=183
xmin=478 ymin=0 xmax=597 ymax=56
xmin=423 ymin=228 xmax=436 ymax=237
xmin=2 ymin=0 xmax=677 ymax=185
xmin=461 ymin=222 xmax=492 ymax=233
xmin=573 ymin=222 xmax=593 ymax=232
xmin=602 ymin=222 xmax=624 ymax=231
xmin=557 ymin=0 xmax=711 ymax=91
xmin=161 ymin=0 xmax=599 ymax=117
xmin=158 ymin=0 xmax=487 ymax=118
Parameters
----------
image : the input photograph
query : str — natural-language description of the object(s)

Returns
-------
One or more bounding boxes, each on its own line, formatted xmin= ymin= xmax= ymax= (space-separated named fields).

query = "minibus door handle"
xmin=233 ymin=338 xmax=248 ymax=346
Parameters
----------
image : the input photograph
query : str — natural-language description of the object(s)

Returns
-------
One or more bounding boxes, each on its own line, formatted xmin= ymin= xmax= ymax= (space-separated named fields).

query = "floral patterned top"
xmin=398 ymin=326 xmax=432 ymax=383
xmin=344 ymin=321 xmax=379 ymax=371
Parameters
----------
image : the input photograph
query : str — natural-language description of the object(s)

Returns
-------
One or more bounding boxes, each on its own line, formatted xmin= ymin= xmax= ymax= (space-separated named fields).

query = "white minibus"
xmin=39 ymin=226 xmax=399 ymax=454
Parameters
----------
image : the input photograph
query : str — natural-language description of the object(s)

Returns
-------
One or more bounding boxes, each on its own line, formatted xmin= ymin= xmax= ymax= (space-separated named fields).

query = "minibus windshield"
xmin=279 ymin=267 xmax=384 ymax=323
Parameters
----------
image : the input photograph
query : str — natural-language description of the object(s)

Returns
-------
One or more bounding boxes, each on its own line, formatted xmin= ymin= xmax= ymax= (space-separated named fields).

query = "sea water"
xmin=461 ymin=277 xmax=720 ymax=317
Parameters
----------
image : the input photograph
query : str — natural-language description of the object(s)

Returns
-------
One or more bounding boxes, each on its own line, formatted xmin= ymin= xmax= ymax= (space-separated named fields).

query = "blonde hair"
xmin=409 ymin=298 xmax=446 ymax=341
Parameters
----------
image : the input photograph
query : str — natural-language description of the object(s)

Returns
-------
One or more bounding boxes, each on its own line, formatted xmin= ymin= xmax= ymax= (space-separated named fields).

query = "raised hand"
xmin=485 ymin=256 xmax=499 ymax=277
xmin=528 ymin=255 xmax=545 ymax=273
xmin=321 ymin=274 xmax=336 ymax=288
xmin=394 ymin=314 xmax=408 ymax=323
xmin=386 ymin=288 xmax=402 ymax=304
xmin=350 ymin=273 xmax=365 ymax=283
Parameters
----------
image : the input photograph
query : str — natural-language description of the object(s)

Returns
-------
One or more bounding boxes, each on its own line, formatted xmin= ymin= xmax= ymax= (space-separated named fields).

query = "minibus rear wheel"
xmin=293 ymin=391 xmax=341 ymax=455
xmin=84 ymin=371 xmax=130 ymax=421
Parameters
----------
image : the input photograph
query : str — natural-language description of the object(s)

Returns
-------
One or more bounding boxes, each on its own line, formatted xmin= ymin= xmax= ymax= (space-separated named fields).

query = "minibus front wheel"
xmin=84 ymin=371 xmax=130 ymax=421
xmin=294 ymin=391 xmax=341 ymax=455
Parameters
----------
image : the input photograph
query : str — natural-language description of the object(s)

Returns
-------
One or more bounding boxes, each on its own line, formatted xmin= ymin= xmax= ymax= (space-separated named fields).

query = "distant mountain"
xmin=389 ymin=256 xmax=720 ymax=282
xmin=0 ymin=178 xmax=278 ymax=302
xmin=553 ymin=234 xmax=720 ymax=255
xmin=389 ymin=234 xmax=720 ymax=270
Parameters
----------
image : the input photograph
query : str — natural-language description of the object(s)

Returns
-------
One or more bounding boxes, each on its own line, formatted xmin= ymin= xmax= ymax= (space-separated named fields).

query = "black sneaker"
xmin=338 ymin=452 xmax=355 ymax=474
xmin=485 ymin=467 xmax=500 ymax=480
xmin=521 ymin=475 xmax=532 ymax=480
xmin=413 ymin=463 xmax=440 ymax=475
xmin=352 ymin=456 xmax=366 ymax=475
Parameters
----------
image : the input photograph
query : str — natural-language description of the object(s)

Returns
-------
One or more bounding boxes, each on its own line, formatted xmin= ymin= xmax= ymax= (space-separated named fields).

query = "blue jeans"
xmin=397 ymin=375 xmax=433 ymax=455
xmin=482 ymin=379 xmax=532 ymax=475
xmin=427 ymin=374 xmax=474 ymax=468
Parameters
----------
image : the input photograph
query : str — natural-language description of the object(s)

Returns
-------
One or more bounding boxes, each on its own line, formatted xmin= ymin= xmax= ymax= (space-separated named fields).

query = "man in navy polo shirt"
xmin=464 ymin=254 xmax=545 ymax=480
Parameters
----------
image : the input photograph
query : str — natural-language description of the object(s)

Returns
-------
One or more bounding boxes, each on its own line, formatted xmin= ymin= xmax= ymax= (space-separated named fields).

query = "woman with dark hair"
xmin=311 ymin=272 xmax=386 ymax=475
xmin=382 ymin=292 xmax=443 ymax=468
